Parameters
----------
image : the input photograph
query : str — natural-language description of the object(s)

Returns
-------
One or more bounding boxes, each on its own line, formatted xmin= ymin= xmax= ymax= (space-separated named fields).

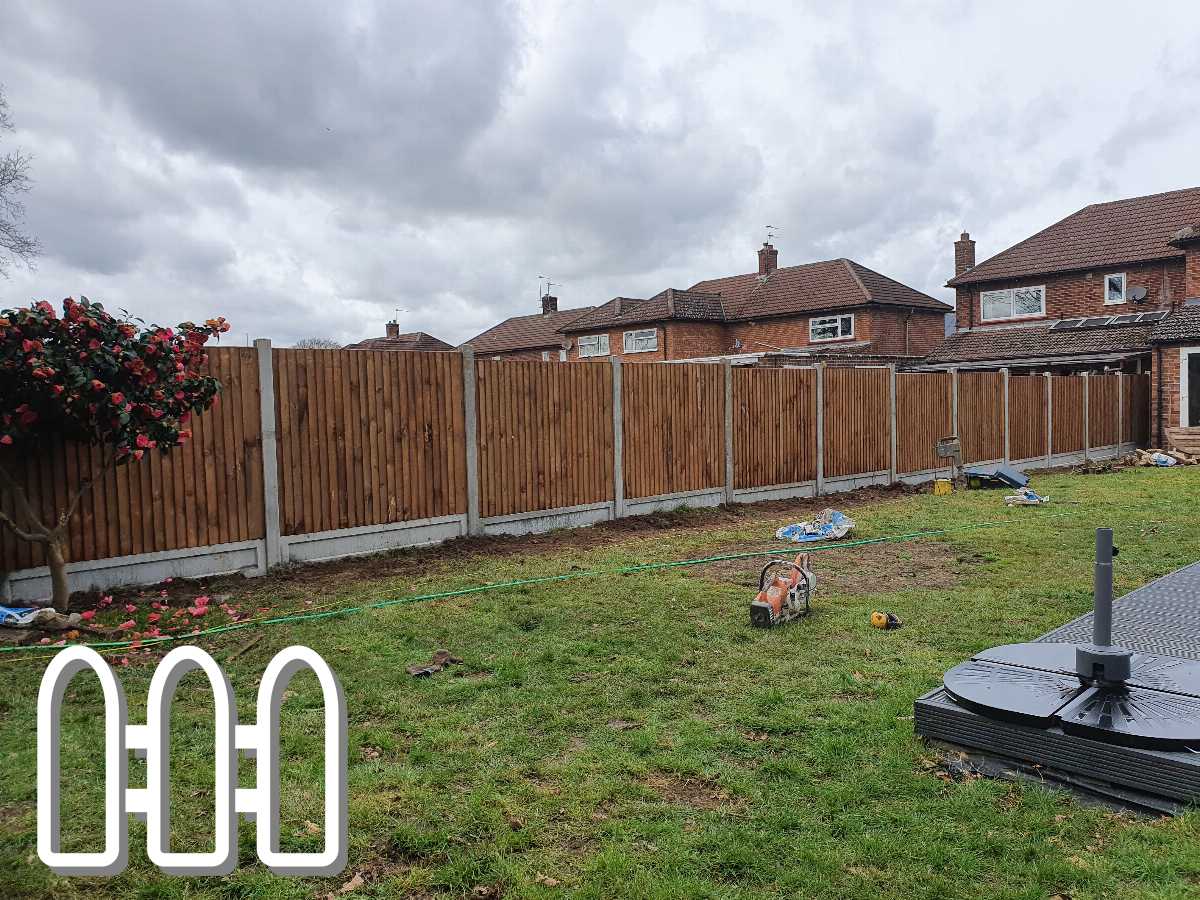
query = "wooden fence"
xmin=0 ymin=351 xmax=1152 ymax=584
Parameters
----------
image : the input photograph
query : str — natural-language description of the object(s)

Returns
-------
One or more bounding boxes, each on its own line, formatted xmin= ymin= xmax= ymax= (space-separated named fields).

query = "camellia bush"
xmin=0 ymin=297 xmax=230 ymax=611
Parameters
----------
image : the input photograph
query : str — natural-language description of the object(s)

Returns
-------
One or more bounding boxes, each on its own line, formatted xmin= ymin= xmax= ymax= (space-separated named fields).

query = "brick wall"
xmin=482 ymin=347 xmax=562 ymax=361
xmin=561 ymin=308 xmax=948 ymax=361
xmin=1185 ymin=247 xmax=1200 ymax=299
xmin=565 ymin=325 xmax=668 ymax=362
xmin=1157 ymin=346 xmax=1179 ymax=443
xmin=955 ymin=259 xmax=1186 ymax=327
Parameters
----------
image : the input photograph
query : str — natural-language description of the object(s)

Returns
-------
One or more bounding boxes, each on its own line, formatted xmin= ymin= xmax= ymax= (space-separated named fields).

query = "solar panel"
xmin=1051 ymin=318 xmax=1084 ymax=331
xmin=1110 ymin=314 xmax=1140 ymax=324
xmin=1082 ymin=317 xmax=1112 ymax=327
xmin=1138 ymin=310 xmax=1168 ymax=323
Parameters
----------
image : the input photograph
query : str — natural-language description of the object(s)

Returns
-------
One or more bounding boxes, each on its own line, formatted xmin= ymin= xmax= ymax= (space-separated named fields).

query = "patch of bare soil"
xmin=697 ymin=537 xmax=969 ymax=595
xmin=640 ymin=772 xmax=742 ymax=811
xmin=72 ymin=482 xmax=928 ymax=611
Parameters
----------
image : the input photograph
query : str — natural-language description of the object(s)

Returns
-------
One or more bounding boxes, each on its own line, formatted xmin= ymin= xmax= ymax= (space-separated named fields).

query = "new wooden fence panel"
xmin=958 ymin=371 xmax=1004 ymax=463
xmin=896 ymin=372 xmax=952 ymax=474
xmin=273 ymin=349 xmax=465 ymax=536
xmin=1088 ymin=375 xmax=1120 ymax=448
xmin=732 ymin=367 xmax=817 ymax=488
xmin=1051 ymin=376 xmax=1085 ymax=453
xmin=0 ymin=347 xmax=263 ymax=571
xmin=1008 ymin=375 xmax=1048 ymax=461
xmin=476 ymin=359 xmax=613 ymax=518
xmin=823 ymin=367 xmax=889 ymax=478
xmin=623 ymin=363 xmax=723 ymax=499
xmin=1126 ymin=373 xmax=1150 ymax=445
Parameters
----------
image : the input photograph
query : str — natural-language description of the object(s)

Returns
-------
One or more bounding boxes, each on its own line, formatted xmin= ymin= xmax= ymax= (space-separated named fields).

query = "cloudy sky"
xmin=1 ymin=1 xmax=1199 ymax=347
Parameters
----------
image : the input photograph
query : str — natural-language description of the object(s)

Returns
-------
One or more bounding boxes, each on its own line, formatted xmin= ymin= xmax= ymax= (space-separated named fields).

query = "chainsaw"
xmin=750 ymin=553 xmax=815 ymax=628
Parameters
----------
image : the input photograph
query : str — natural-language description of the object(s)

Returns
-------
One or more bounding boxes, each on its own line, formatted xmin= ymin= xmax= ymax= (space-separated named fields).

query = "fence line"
xmin=0 ymin=349 xmax=1153 ymax=599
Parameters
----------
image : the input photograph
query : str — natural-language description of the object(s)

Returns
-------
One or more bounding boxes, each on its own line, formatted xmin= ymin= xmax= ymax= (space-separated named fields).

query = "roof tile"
xmin=949 ymin=186 xmax=1200 ymax=287
xmin=464 ymin=307 xmax=595 ymax=353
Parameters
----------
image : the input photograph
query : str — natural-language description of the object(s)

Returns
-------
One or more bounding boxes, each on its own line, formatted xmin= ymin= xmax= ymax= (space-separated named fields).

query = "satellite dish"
xmin=1130 ymin=286 xmax=1148 ymax=303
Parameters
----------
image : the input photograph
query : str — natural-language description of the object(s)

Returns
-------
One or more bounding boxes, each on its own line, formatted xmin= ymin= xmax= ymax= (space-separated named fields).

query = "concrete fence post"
xmin=722 ymin=359 xmax=735 ymax=504
xmin=888 ymin=364 xmax=898 ymax=484
xmin=461 ymin=347 xmax=481 ymax=535
xmin=815 ymin=363 xmax=825 ymax=496
xmin=1118 ymin=373 xmax=1125 ymax=452
xmin=611 ymin=356 xmax=625 ymax=518
xmin=254 ymin=339 xmax=283 ymax=569
xmin=1044 ymin=372 xmax=1053 ymax=464
xmin=950 ymin=368 xmax=960 ymax=436
xmin=1082 ymin=372 xmax=1090 ymax=461
xmin=1001 ymin=368 xmax=1011 ymax=465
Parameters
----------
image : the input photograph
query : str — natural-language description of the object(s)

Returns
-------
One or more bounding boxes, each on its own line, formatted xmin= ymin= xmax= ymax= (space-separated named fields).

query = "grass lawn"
xmin=3 ymin=467 xmax=1200 ymax=899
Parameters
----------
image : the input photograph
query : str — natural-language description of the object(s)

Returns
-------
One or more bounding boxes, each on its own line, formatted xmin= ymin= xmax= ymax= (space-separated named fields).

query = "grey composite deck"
xmin=914 ymin=560 xmax=1200 ymax=811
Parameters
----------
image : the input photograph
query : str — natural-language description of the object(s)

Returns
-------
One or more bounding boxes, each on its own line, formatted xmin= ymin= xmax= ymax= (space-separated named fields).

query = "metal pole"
xmin=1093 ymin=527 xmax=1114 ymax=647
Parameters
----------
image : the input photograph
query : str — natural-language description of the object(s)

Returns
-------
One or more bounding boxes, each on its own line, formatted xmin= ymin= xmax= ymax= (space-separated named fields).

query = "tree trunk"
xmin=46 ymin=534 xmax=71 ymax=613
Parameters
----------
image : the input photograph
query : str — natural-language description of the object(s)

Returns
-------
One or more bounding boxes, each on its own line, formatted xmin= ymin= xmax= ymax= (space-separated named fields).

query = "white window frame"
xmin=1104 ymin=272 xmax=1127 ymax=305
xmin=1182 ymin=346 xmax=1200 ymax=428
xmin=577 ymin=334 xmax=610 ymax=358
xmin=559 ymin=348 xmax=567 ymax=362
xmin=541 ymin=350 xmax=551 ymax=361
xmin=979 ymin=285 xmax=1046 ymax=322
xmin=808 ymin=314 xmax=854 ymax=343
xmin=622 ymin=328 xmax=658 ymax=354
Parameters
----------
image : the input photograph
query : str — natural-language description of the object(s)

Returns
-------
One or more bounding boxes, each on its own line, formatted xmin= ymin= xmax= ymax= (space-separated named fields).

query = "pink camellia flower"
xmin=80 ymin=610 xmax=95 ymax=621
xmin=100 ymin=594 xmax=113 ymax=606
xmin=194 ymin=594 xmax=210 ymax=606
xmin=151 ymin=601 xmax=161 ymax=609
xmin=124 ymin=603 xmax=137 ymax=613
xmin=147 ymin=612 xmax=160 ymax=623
xmin=39 ymin=637 xmax=51 ymax=645
xmin=188 ymin=606 xmax=207 ymax=617
xmin=118 ymin=619 xmax=136 ymax=630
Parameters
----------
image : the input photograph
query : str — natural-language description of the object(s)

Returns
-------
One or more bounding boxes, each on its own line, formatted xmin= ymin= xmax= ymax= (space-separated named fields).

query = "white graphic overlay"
xmin=37 ymin=644 xmax=347 ymax=877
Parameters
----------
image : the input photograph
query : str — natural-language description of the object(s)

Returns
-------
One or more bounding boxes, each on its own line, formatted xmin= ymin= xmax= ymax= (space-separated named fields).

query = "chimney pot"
xmin=385 ymin=321 xmax=400 ymax=339
xmin=954 ymin=232 xmax=976 ymax=276
xmin=541 ymin=293 xmax=558 ymax=315
xmin=757 ymin=242 xmax=778 ymax=276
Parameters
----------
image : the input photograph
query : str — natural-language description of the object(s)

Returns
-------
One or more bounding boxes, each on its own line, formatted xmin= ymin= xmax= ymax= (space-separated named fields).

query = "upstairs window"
xmin=623 ymin=328 xmax=658 ymax=353
xmin=809 ymin=314 xmax=854 ymax=342
xmin=577 ymin=334 xmax=610 ymax=357
xmin=1104 ymin=273 xmax=1126 ymax=305
xmin=980 ymin=286 xmax=1045 ymax=321
xmin=541 ymin=350 xmax=551 ymax=361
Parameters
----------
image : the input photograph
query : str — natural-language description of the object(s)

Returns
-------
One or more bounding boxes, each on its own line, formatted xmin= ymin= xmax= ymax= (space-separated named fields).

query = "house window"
xmin=809 ymin=314 xmax=854 ymax=342
xmin=559 ymin=348 xmax=567 ymax=362
xmin=623 ymin=328 xmax=658 ymax=353
xmin=1104 ymin=273 xmax=1126 ymax=305
xmin=577 ymin=334 xmax=610 ymax=357
xmin=980 ymin=286 xmax=1045 ymax=321
xmin=541 ymin=350 xmax=551 ymax=361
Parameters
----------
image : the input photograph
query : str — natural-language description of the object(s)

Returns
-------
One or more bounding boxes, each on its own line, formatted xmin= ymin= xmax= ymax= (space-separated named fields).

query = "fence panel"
xmin=823 ymin=367 xmax=889 ymax=478
xmin=0 ymin=347 xmax=264 ymax=571
xmin=1123 ymin=373 xmax=1150 ymax=445
xmin=732 ymin=367 xmax=817 ymax=488
xmin=1051 ymin=376 xmax=1085 ymax=453
xmin=1088 ymin=375 xmax=1120 ymax=448
xmin=274 ymin=349 xmax=465 ymax=536
xmin=958 ymin=371 xmax=1004 ymax=463
xmin=623 ymin=363 xmax=724 ymax=499
xmin=477 ymin=359 xmax=613 ymax=518
xmin=895 ymin=372 xmax=952 ymax=474
xmin=1009 ymin=375 xmax=1048 ymax=461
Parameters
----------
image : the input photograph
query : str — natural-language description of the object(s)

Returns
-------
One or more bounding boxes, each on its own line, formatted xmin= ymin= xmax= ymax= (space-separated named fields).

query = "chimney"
xmin=385 ymin=320 xmax=400 ymax=339
xmin=954 ymin=232 xmax=976 ymax=276
xmin=758 ymin=242 xmax=778 ymax=276
xmin=541 ymin=293 xmax=558 ymax=315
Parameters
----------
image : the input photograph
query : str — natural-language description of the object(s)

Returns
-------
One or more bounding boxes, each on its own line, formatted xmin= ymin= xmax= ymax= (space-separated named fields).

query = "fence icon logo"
xmin=37 ymin=644 xmax=347 ymax=877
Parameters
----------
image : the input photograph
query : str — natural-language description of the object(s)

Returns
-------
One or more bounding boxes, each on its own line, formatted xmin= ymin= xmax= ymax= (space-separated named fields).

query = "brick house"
xmin=463 ymin=294 xmax=595 ymax=360
xmin=557 ymin=243 xmax=948 ymax=362
xmin=925 ymin=186 xmax=1200 ymax=447
xmin=345 ymin=321 xmax=455 ymax=351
